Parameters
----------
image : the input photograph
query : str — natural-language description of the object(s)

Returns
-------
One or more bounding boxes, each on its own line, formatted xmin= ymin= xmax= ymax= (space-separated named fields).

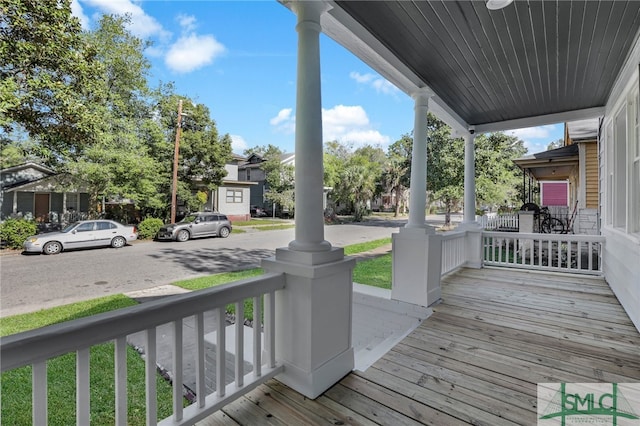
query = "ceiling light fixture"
xmin=486 ymin=0 xmax=514 ymax=10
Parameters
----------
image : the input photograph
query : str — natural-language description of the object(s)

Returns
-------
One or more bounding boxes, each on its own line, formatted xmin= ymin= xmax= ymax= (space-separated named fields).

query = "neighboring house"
xmin=237 ymin=153 xmax=268 ymax=209
xmin=195 ymin=154 xmax=256 ymax=222
xmin=513 ymin=119 xmax=600 ymax=235
xmin=0 ymin=163 xmax=89 ymax=230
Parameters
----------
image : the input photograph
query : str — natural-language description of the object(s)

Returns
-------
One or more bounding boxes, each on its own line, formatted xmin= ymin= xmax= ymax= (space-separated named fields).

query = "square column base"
xmin=261 ymin=247 xmax=356 ymax=399
xmin=392 ymin=228 xmax=442 ymax=306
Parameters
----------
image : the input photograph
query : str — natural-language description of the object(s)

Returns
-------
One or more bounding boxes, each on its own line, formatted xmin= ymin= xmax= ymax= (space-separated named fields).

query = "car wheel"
xmin=219 ymin=227 xmax=230 ymax=238
xmin=111 ymin=236 xmax=126 ymax=248
xmin=176 ymin=229 xmax=190 ymax=242
xmin=43 ymin=241 xmax=62 ymax=255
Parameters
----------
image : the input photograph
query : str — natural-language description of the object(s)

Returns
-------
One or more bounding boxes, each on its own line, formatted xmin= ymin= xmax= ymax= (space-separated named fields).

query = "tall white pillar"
xmin=406 ymin=89 xmax=433 ymax=230
xmin=459 ymin=129 xmax=483 ymax=268
xmin=262 ymin=0 xmax=355 ymax=400
xmin=288 ymin=0 xmax=331 ymax=253
xmin=462 ymin=129 xmax=478 ymax=225
xmin=392 ymin=88 xmax=441 ymax=307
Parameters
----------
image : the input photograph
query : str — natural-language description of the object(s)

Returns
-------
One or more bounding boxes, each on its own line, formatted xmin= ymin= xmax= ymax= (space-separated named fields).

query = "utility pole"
xmin=170 ymin=99 xmax=183 ymax=224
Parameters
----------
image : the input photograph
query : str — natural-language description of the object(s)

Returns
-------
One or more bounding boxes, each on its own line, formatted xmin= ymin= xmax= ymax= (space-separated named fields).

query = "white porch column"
xmin=462 ymin=129 xmax=478 ymax=226
xmin=392 ymin=88 xmax=442 ymax=307
xmin=406 ymin=89 xmax=433 ymax=230
xmin=262 ymin=0 xmax=356 ymax=400
xmin=459 ymin=129 xmax=483 ymax=268
xmin=288 ymin=0 xmax=330 ymax=253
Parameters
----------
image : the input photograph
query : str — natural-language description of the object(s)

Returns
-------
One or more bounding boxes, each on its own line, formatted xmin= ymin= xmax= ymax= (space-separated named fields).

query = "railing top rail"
xmin=1 ymin=272 xmax=285 ymax=372
xmin=482 ymin=230 xmax=605 ymax=243
xmin=440 ymin=229 xmax=468 ymax=241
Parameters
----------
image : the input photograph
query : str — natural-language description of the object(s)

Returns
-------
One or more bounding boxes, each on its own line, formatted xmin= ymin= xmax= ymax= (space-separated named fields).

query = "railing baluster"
xmin=115 ymin=336 xmax=127 ymax=426
xmin=146 ymin=327 xmax=157 ymax=425
xmin=235 ymin=301 xmax=245 ymax=387
xmin=253 ymin=296 xmax=262 ymax=377
xmin=265 ymin=291 xmax=276 ymax=368
xmin=216 ymin=308 xmax=226 ymax=398
xmin=173 ymin=319 xmax=183 ymax=422
xmin=76 ymin=347 xmax=90 ymax=425
xmin=195 ymin=312 xmax=206 ymax=408
xmin=588 ymin=241 xmax=594 ymax=271
xmin=33 ymin=360 xmax=47 ymax=425
xmin=577 ymin=241 xmax=582 ymax=270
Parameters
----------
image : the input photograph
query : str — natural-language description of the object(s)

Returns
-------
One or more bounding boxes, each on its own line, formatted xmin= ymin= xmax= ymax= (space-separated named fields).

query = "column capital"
xmin=291 ymin=0 xmax=332 ymax=24
xmin=411 ymin=87 xmax=434 ymax=106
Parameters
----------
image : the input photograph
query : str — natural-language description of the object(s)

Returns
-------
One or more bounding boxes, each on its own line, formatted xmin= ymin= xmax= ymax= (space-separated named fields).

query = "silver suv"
xmin=156 ymin=212 xmax=232 ymax=242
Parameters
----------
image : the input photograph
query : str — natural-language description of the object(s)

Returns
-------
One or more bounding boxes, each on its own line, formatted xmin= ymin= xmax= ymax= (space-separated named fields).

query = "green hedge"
xmin=0 ymin=219 xmax=38 ymax=249
xmin=137 ymin=217 xmax=164 ymax=240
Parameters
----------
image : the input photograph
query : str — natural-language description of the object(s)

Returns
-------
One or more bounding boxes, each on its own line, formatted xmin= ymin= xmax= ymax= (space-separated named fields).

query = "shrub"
xmin=0 ymin=219 xmax=38 ymax=249
xmin=137 ymin=217 xmax=164 ymax=240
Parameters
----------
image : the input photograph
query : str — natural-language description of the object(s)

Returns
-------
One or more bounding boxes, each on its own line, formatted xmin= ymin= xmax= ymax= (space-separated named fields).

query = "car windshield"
xmin=61 ymin=222 xmax=80 ymax=233
xmin=179 ymin=215 xmax=198 ymax=223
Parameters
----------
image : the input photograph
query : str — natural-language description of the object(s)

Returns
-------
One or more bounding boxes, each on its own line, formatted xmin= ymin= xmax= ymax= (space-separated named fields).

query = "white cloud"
xmin=270 ymin=108 xmax=293 ymax=126
xmin=79 ymin=0 xmax=169 ymax=39
xmin=270 ymin=105 xmax=390 ymax=147
xmin=505 ymin=124 xmax=561 ymax=154
xmin=165 ymin=33 xmax=225 ymax=73
xmin=230 ymin=135 xmax=248 ymax=153
xmin=177 ymin=14 xmax=197 ymax=32
xmin=71 ymin=0 xmax=90 ymax=29
xmin=350 ymin=71 xmax=399 ymax=95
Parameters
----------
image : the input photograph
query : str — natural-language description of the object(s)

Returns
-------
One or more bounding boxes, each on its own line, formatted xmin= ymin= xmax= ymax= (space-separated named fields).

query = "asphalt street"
xmin=0 ymin=219 xmax=412 ymax=318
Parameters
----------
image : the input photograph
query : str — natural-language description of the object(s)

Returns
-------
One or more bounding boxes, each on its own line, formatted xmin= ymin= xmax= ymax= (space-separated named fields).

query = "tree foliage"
xmin=323 ymin=141 xmax=384 ymax=221
xmin=0 ymin=0 xmax=103 ymax=157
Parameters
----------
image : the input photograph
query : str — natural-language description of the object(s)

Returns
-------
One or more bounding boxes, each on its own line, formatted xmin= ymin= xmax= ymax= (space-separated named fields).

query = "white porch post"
xmin=458 ymin=129 xmax=483 ymax=268
xmin=391 ymin=89 xmax=442 ymax=307
xmin=462 ymin=129 xmax=478 ymax=226
xmin=406 ymin=89 xmax=433 ymax=230
xmin=262 ymin=0 xmax=356 ymax=400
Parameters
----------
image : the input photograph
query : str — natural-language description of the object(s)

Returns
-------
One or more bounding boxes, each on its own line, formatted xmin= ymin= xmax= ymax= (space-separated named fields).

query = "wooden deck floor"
xmin=202 ymin=267 xmax=640 ymax=425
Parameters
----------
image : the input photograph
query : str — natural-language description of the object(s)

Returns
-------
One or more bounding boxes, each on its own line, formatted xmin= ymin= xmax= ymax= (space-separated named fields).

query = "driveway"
xmin=0 ymin=221 xmax=405 ymax=318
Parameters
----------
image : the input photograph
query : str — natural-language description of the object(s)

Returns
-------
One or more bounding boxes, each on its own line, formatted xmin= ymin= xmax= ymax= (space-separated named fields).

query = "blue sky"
xmin=71 ymin=0 xmax=563 ymax=155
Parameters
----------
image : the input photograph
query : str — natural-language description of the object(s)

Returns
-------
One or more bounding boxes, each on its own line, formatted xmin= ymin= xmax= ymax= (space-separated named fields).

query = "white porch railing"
xmin=477 ymin=213 xmax=519 ymax=231
xmin=441 ymin=230 xmax=467 ymax=275
xmin=0 ymin=272 xmax=285 ymax=426
xmin=482 ymin=231 xmax=604 ymax=275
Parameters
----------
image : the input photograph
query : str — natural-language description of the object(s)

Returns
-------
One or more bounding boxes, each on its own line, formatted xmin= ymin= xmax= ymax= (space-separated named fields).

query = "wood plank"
xmin=264 ymin=380 xmax=379 ymax=426
xmin=220 ymin=395 xmax=289 ymax=426
xmin=339 ymin=373 xmax=468 ymax=425
xmin=413 ymin=319 xmax=640 ymax=383
xmin=355 ymin=367 xmax=523 ymax=425
xmin=424 ymin=311 xmax=640 ymax=374
xmin=324 ymin=383 xmax=426 ymax=426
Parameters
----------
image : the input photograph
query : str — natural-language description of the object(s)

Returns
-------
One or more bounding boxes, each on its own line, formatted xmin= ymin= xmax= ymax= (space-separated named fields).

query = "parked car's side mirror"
xmin=194 ymin=218 xmax=200 ymax=224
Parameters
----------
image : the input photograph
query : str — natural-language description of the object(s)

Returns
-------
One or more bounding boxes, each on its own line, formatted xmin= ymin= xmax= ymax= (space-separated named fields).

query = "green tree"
xmin=547 ymin=138 xmax=564 ymax=151
xmin=67 ymin=14 xmax=164 ymax=216
xmin=323 ymin=141 xmax=383 ymax=221
xmin=1 ymin=0 xmax=102 ymax=160
xmin=384 ymin=134 xmax=412 ymax=216
xmin=425 ymin=114 xmax=464 ymax=226
xmin=474 ymin=132 xmax=527 ymax=209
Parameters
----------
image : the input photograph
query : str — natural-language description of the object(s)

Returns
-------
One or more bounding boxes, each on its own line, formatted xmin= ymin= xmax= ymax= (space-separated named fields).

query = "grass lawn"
xmin=253 ymin=224 xmax=295 ymax=231
xmin=232 ymin=219 xmax=289 ymax=226
xmin=0 ymin=296 xmax=178 ymax=425
xmin=343 ymin=237 xmax=391 ymax=255
xmin=353 ymin=253 xmax=392 ymax=289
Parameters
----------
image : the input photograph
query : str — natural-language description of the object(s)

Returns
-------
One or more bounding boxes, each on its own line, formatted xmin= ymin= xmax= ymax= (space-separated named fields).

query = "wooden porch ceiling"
xmin=206 ymin=267 xmax=640 ymax=425
xmin=321 ymin=0 xmax=640 ymax=131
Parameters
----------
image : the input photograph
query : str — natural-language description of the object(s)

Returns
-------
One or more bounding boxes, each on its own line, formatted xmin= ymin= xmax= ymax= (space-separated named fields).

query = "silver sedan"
xmin=23 ymin=220 xmax=138 ymax=255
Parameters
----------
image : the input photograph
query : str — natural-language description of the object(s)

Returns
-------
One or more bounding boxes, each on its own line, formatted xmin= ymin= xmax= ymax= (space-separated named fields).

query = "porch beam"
xmin=475 ymin=107 xmax=605 ymax=134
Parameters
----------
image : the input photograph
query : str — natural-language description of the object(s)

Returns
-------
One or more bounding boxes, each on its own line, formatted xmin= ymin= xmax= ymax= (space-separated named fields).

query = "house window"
xmin=246 ymin=168 xmax=251 ymax=181
xmin=633 ymin=88 xmax=640 ymax=233
xmin=614 ymin=104 xmax=627 ymax=228
xmin=226 ymin=189 xmax=242 ymax=203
